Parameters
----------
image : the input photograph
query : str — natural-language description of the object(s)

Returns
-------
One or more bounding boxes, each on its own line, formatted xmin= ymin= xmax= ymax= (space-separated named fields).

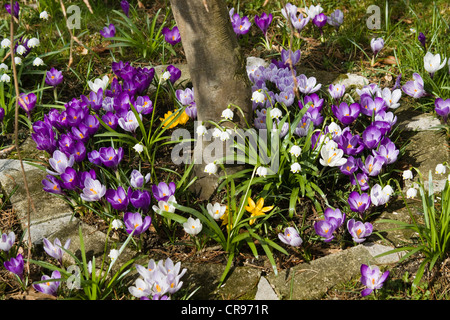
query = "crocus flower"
xmin=130 ymin=170 xmax=150 ymax=189
xmin=323 ymin=208 xmax=346 ymax=228
xmin=245 ymin=197 xmax=273 ymax=225
xmin=45 ymin=68 xmax=63 ymax=87
xmin=230 ymin=9 xmax=251 ymax=36
xmin=360 ymin=94 xmax=386 ymax=117
xmin=373 ymin=139 xmax=399 ymax=164
xmin=280 ymin=49 xmax=301 ymax=68
xmin=42 ymin=175 xmax=64 ymax=195
xmin=348 ymin=191 xmax=371 ymax=215
xmin=340 ymin=156 xmax=358 ymax=176
xmin=402 ymin=73 xmax=426 ymax=98
xmin=162 ymin=26 xmax=181 ymax=45
xmin=370 ymin=184 xmax=390 ymax=206
xmin=106 ymin=186 xmax=129 ymax=211
xmin=297 ymin=74 xmax=321 ymax=94
xmin=312 ymin=13 xmax=327 ymax=32
xmin=362 ymin=124 xmax=383 ymax=150
xmin=98 ymin=146 xmax=123 ymax=168
xmin=0 ymin=231 xmax=15 ymax=252
xmin=360 ymin=154 xmax=386 ymax=176
xmin=327 ymin=9 xmax=344 ymax=30
xmin=314 ymin=219 xmax=337 ymax=242
xmin=360 ymin=264 xmax=389 ymax=297
xmin=43 ymin=237 xmax=71 ymax=264
xmin=152 ymin=181 xmax=176 ymax=202
xmin=33 ymin=270 xmax=61 ymax=297
xmin=0 ymin=107 xmax=4 ymax=122
xmin=102 ymin=111 xmax=119 ymax=130
xmin=350 ymin=172 xmax=370 ymax=191
xmin=418 ymin=32 xmax=426 ymax=48
xmin=100 ymin=23 xmax=116 ymax=38
xmin=80 ymin=177 xmax=106 ymax=201
xmin=305 ymin=4 xmax=323 ymax=20
xmin=328 ymin=83 xmax=345 ymax=101
xmin=207 ymin=203 xmax=227 ymax=220
xmin=332 ymin=102 xmax=360 ymax=125
xmin=381 ymin=88 xmax=401 ymax=109
xmin=18 ymin=92 xmax=37 ymax=116
xmin=121 ymin=0 xmax=130 ymax=17
xmin=129 ymin=189 xmax=151 ymax=213
xmin=278 ymin=227 xmax=303 ymax=247
xmin=347 ymin=219 xmax=373 ymax=243
xmin=319 ymin=141 xmax=347 ymax=167
xmin=435 ymin=98 xmax=450 ymax=123
xmin=370 ymin=37 xmax=384 ymax=56
xmin=165 ymin=65 xmax=181 ymax=84
xmin=4 ymin=254 xmax=24 ymax=278
xmin=423 ymin=52 xmax=447 ymax=78
xmin=183 ymin=217 xmax=202 ymax=236
xmin=5 ymin=1 xmax=19 ymax=19
xmin=254 ymin=12 xmax=273 ymax=36
xmin=48 ymin=150 xmax=75 ymax=175
xmin=60 ymin=167 xmax=79 ymax=190
xmin=88 ymin=75 xmax=109 ymax=93
xmin=124 ymin=212 xmax=152 ymax=235
xmin=152 ymin=195 xmax=177 ymax=214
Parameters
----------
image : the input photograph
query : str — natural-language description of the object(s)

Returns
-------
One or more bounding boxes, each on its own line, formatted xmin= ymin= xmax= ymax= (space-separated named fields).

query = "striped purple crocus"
xmin=360 ymin=264 xmax=389 ymax=297
xmin=123 ymin=212 xmax=152 ymax=235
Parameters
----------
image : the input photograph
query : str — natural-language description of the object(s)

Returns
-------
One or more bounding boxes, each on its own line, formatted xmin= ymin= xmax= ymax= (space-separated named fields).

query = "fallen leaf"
xmin=381 ymin=56 xmax=398 ymax=65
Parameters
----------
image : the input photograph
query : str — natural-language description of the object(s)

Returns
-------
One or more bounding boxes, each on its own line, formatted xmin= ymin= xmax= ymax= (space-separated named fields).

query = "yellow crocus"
xmin=160 ymin=111 xmax=179 ymax=129
xmin=245 ymin=197 xmax=273 ymax=225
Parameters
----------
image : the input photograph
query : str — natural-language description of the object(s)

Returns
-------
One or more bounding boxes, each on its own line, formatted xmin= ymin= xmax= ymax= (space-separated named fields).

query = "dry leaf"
xmin=381 ymin=56 xmax=397 ymax=65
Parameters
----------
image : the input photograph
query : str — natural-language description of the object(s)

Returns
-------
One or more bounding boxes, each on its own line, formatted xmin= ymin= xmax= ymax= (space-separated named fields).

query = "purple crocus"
xmin=166 ymin=65 xmax=181 ymax=84
xmin=280 ymin=49 xmax=301 ymax=68
xmin=323 ymin=208 xmax=346 ymax=228
xmin=98 ymin=146 xmax=124 ymax=168
xmin=102 ymin=111 xmax=119 ymax=130
xmin=297 ymin=74 xmax=321 ymax=94
xmin=348 ymin=219 xmax=373 ymax=243
xmin=0 ymin=107 xmax=4 ymax=122
xmin=48 ymin=150 xmax=75 ymax=175
xmin=373 ymin=140 xmax=399 ymax=165
xmin=68 ymin=141 xmax=85 ymax=162
xmin=314 ymin=219 xmax=337 ymax=242
xmin=350 ymin=172 xmax=370 ymax=191
xmin=33 ymin=270 xmax=61 ymax=297
xmin=43 ymin=237 xmax=71 ymax=264
xmin=360 ymin=264 xmax=389 ymax=297
xmin=254 ymin=12 xmax=273 ymax=36
xmin=402 ymin=73 xmax=426 ymax=98
xmin=435 ymin=98 xmax=450 ymax=123
xmin=340 ymin=155 xmax=359 ymax=176
xmin=42 ymin=175 xmax=64 ymax=195
xmin=100 ymin=23 xmax=116 ymax=38
xmin=4 ymin=254 xmax=24 ymax=279
xmin=362 ymin=124 xmax=383 ymax=149
xmin=121 ymin=0 xmax=130 ymax=17
xmin=418 ymin=32 xmax=426 ymax=49
xmin=348 ymin=191 xmax=371 ymax=215
xmin=230 ymin=9 xmax=251 ymax=36
xmin=312 ymin=13 xmax=327 ymax=33
xmin=331 ymin=102 xmax=360 ymax=125
xmin=327 ymin=9 xmax=343 ymax=30
xmin=45 ymin=68 xmax=63 ymax=87
xmin=299 ymin=93 xmax=324 ymax=112
xmin=152 ymin=181 xmax=176 ymax=202
xmin=130 ymin=169 xmax=150 ymax=189
xmin=360 ymin=154 xmax=386 ymax=176
xmin=60 ymin=167 xmax=79 ymax=190
xmin=278 ymin=227 xmax=303 ymax=247
xmin=106 ymin=186 xmax=129 ymax=211
xmin=123 ymin=212 xmax=152 ymax=235
xmin=18 ymin=92 xmax=37 ymax=116
xmin=80 ymin=177 xmax=106 ymax=202
xmin=360 ymin=94 xmax=386 ymax=117
xmin=328 ymin=83 xmax=345 ymax=101
xmin=5 ymin=2 xmax=19 ymax=19
xmin=162 ymin=26 xmax=181 ymax=45
xmin=128 ymin=189 xmax=151 ymax=213
xmin=370 ymin=37 xmax=384 ymax=56
xmin=0 ymin=231 xmax=15 ymax=252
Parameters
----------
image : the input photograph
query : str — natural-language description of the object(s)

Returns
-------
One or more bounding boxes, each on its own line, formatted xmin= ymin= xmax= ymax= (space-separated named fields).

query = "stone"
xmin=254 ymin=276 xmax=279 ymax=300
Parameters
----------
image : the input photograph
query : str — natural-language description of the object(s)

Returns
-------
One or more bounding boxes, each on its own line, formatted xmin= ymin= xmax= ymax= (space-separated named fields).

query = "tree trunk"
xmin=169 ymin=0 xmax=253 ymax=200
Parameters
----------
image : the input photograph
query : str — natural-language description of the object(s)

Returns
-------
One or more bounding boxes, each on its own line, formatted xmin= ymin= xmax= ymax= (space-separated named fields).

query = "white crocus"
xmin=32 ymin=57 xmax=44 ymax=66
xmin=370 ymin=184 xmax=389 ymax=206
xmin=1 ymin=39 xmax=11 ymax=49
xmin=256 ymin=166 xmax=268 ymax=177
xmin=88 ymin=75 xmax=109 ymax=93
xmin=327 ymin=122 xmax=342 ymax=138
xmin=290 ymin=162 xmax=301 ymax=173
xmin=251 ymin=90 xmax=265 ymax=104
xmin=206 ymin=203 xmax=227 ymax=220
xmin=221 ymin=108 xmax=234 ymax=121
xmin=319 ymin=141 xmax=347 ymax=167
xmin=152 ymin=195 xmax=177 ymax=214
xmin=183 ymin=217 xmax=202 ymax=236
xmin=40 ymin=11 xmax=49 ymax=20
xmin=204 ymin=162 xmax=218 ymax=175
xmin=27 ymin=38 xmax=40 ymax=48
xmin=382 ymin=87 xmax=401 ymax=109
xmin=305 ymin=4 xmax=323 ymax=19
xmin=15 ymin=45 xmax=26 ymax=55
xmin=402 ymin=170 xmax=413 ymax=180
xmin=0 ymin=74 xmax=10 ymax=83
xmin=424 ymin=52 xmax=447 ymax=77
xmin=406 ymin=187 xmax=417 ymax=199
xmin=435 ymin=163 xmax=446 ymax=175
xmin=289 ymin=145 xmax=301 ymax=157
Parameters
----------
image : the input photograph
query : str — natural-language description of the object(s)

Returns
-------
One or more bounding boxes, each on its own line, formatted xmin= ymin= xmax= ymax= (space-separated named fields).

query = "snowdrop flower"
xmin=270 ymin=107 xmax=282 ymax=119
xmin=207 ymin=203 xmax=227 ymax=220
xmin=27 ymin=37 xmax=40 ymax=48
xmin=435 ymin=163 xmax=446 ymax=175
xmin=0 ymin=63 xmax=7 ymax=70
xmin=219 ymin=129 xmax=232 ymax=141
xmin=133 ymin=143 xmax=144 ymax=154
xmin=289 ymin=145 xmax=301 ymax=157
xmin=161 ymin=71 xmax=171 ymax=82
xmin=0 ymin=74 xmax=10 ymax=83
xmin=402 ymin=169 xmax=413 ymax=180
xmin=251 ymin=90 xmax=265 ymax=104
xmin=108 ymin=249 xmax=120 ymax=262
xmin=32 ymin=57 xmax=44 ymax=66
xmin=212 ymin=127 xmax=222 ymax=139
xmin=40 ymin=10 xmax=49 ymax=20
xmin=88 ymin=75 xmax=109 ymax=93
xmin=221 ymin=108 xmax=234 ymax=120
xmin=406 ymin=187 xmax=417 ymax=199
xmin=204 ymin=162 xmax=218 ymax=175
xmin=319 ymin=141 xmax=347 ymax=167
xmin=111 ymin=219 xmax=123 ymax=230
xmin=1 ymin=39 xmax=11 ymax=49
xmin=196 ymin=123 xmax=208 ymax=136
xmin=183 ymin=217 xmax=202 ymax=236
xmin=424 ymin=52 xmax=447 ymax=78
xmin=290 ymin=162 xmax=301 ymax=173
xmin=14 ymin=57 xmax=22 ymax=65
xmin=256 ymin=166 xmax=268 ymax=177
xmin=382 ymin=88 xmax=401 ymax=109
xmin=15 ymin=45 xmax=26 ymax=55
xmin=383 ymin=185 xmax=394 ymax=198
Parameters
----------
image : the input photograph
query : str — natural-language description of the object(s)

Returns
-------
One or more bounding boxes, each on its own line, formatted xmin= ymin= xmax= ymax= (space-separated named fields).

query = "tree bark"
xmin=169 ymin=0 xmax=253 ymax=200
